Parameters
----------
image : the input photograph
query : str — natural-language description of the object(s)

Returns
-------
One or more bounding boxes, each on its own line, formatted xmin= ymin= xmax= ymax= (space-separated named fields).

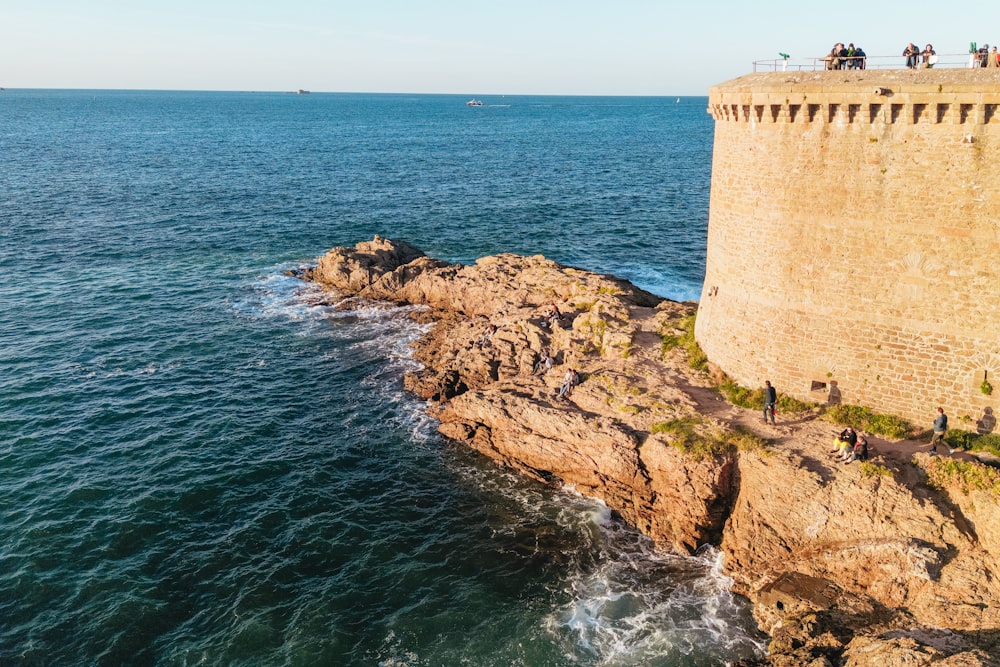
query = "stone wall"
xmin=695 ymin=70 xmax=1000 ymax=426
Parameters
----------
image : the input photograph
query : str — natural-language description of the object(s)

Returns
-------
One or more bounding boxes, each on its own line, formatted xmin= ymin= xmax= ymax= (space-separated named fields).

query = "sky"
xmin=2 ymin=0 xmax=997 ymax=95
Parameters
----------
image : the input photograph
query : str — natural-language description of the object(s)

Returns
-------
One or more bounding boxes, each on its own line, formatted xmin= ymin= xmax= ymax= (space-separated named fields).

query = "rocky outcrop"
xmin=307 ymin=238 xmax=1000 ymax=666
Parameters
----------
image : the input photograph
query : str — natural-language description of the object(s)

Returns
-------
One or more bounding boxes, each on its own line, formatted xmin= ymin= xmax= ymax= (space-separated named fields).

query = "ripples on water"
xmin=0 ymin=90 xmax=764 ymax=665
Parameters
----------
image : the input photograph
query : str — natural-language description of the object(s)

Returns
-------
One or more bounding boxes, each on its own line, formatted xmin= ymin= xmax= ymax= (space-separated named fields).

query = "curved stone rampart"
xmin=696 ymin=70 xmax=1000 ymax=425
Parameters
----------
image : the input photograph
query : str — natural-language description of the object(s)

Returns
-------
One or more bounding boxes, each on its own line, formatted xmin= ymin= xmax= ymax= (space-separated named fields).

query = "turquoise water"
xmin=0 ymin=90 xmax=764 ymax=665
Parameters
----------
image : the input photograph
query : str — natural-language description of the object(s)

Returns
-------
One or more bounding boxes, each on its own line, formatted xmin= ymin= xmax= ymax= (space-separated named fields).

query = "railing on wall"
xmin=752 ymin=53 xmax=986 ymax=72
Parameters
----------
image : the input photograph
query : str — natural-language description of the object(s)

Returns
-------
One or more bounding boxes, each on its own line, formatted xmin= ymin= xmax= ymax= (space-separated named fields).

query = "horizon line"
xmin=0 ymin=86 xmax=707 ymax=98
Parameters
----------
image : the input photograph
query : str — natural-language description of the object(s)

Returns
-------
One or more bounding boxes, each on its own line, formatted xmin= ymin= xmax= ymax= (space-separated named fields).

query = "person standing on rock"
xmin=763 ymin=380 xmax=777 ymax=424
xmin=930 ymin=407 xmax=948 ymax=455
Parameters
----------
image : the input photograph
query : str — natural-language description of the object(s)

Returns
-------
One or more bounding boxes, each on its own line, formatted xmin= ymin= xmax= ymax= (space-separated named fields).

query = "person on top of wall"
xmin=844 ymin=43 xmax=857 ymax=69
xmin=921 ymin=44 xmax=936 ymax=68
xmin=903 ymin=43 xmax=921 ymax=69
xmin=852 ymin=45 xmax=867 ymax=69
xmin=825 ymin=43 xmax=846 ymax=70
xmin=978 ymin=43 xmax=990 ymax=67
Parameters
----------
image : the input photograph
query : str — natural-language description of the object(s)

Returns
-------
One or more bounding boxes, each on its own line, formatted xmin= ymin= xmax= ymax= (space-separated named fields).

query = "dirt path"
xmin=680 ymin=375 xmax=985 ymax=471
xmin=624 ymin=304 xmax=990 ymax=476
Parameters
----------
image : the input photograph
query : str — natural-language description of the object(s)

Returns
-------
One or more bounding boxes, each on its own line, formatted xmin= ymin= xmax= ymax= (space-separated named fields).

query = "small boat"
xmin=297 ymin=89 xmax=310 ymax=95
xmin=466 ymin=99 xmax=483 ymax=107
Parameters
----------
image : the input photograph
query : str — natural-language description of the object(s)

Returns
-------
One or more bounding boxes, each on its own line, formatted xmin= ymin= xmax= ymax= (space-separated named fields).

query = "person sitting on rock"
xmin=533 ymin=348 xmax=554 ymax=376
xmin=541 ymin=304 xmax=562 ymax=330
xmin=843 ymin=433 xmax=869 ymax=463
xmin=474 ymin=323 xmax=497 ymax=349
xmin=831 ymin=426 xmax=857 ymax=458
xmin=557 ymin=368 xmax=579 ymax=399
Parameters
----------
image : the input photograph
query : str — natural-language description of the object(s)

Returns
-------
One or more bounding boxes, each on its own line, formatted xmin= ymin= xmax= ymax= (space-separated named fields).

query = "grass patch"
xmin=823 ymin=404 xmax=910 ymax=439
xmin=859 ymin=461 xmax=893 ymax=478
xmin=924 ymin=457 xmax=1000 ymax=497
xmin=650 ymin=417 xmax=768 ymax=459
xmin=659 ymin=314 xmax=707 ymax=371
xmin=943 ymin=430 xmax=1000 ymax=458
xmin=718 ymin=376 xmax=816 ymax=414
xmin=719 ymin=379 xmax=763 ymax=409
xmin=723 ymin=426 xmax=771 ymax=453
xmin=778 ymin=395 xmax=815 ymax=414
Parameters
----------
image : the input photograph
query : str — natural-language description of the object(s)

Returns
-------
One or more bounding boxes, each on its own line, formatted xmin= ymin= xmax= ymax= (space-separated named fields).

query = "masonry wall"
xmin=695 ymin=71 xmax=1000 ymax=427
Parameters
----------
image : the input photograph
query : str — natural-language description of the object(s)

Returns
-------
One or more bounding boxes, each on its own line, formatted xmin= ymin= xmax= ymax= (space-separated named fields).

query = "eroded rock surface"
xmin=307 ymin=238 xmax=1000 ymax=665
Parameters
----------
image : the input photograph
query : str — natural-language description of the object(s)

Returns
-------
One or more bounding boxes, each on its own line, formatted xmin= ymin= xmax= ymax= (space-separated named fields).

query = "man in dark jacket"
xmin=930 ymin=407 xmax=948 ymax=455
xmin=763 ymin=380 xmax=777 ymax=424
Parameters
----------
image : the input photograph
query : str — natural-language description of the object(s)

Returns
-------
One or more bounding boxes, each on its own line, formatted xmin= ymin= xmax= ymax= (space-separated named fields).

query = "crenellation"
xmin=711 ymin=99 xmax=1000 ymax=126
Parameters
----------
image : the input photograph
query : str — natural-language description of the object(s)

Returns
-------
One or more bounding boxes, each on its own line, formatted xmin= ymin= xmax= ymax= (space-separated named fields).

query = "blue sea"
xmin=0 ymin=90 xmax=765 ymax=665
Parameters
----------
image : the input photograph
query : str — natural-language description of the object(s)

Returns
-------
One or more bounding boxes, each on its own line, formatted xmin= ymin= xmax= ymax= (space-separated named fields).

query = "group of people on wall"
xmin=824 ymin=41 xmax=1000 ymax=70
xmin=972 ymin=43 xmax=1000 ymax=68
xmin=824 ymin=43 xmax=866 ymax=69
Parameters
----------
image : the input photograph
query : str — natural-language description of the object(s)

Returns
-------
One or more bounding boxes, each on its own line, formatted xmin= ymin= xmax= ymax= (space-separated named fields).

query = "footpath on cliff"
xmin=298 ymin=237 xmax=1000 ymax=667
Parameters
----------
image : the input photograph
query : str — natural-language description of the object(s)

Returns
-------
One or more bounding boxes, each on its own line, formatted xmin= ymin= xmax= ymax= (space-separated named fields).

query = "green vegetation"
xmin=657 ymin=314 xmax=914 ymax=439
xmin=659 ymin=314 xmax=707 ymax=371
xmin=725 ymin=426 xmax=771 ymax=454
xmin=650 ymin=417 xmax=771 ymax=459
xmin=778 ymin=394 xmax=815 ymax=414
xmin=981 ymin=379 xmax=993 ymax=396
xmin=718 ymin=378 xmax=762 ymax=409
xmin=651 ymin=417 xmax=728 ymax=459
xmin=925 ymin=456 xmax=1000 ymax=497
xmin=718 ymin=376 xmax=814 ymax=414
xmin=859 ymin=461 xmax=893 ymax=478
xmin=942 ymin=430 xmax=1000 ymax=458
xmin=823 ymin=403 xmax=910 ymax=439
xmin=577 ymin=316 xmax=609 ymax=355
xmin=597 ymin=285 xmax=621 ymax=295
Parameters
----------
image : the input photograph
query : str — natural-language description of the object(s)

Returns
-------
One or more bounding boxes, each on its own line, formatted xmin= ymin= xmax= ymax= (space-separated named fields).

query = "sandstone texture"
xmin=308 ymin=237 xmax=1000 ymax=666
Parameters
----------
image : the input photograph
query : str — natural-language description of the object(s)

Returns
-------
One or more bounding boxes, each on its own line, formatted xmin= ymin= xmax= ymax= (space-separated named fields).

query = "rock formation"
xmin=307 ymin=237 xmax=1000 ymax=666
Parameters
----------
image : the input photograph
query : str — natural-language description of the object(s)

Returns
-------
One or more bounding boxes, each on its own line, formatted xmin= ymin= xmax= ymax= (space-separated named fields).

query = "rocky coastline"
xmin=302 ymin=237 xmax=1000 ymax=666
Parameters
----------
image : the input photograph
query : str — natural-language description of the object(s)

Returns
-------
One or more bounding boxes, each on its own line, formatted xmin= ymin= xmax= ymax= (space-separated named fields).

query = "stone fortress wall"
xmin=695 ymin=69 xmax=1000 ymax=427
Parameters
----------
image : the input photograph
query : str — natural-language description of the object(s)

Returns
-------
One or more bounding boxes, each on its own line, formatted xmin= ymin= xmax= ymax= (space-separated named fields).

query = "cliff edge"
xmin=305 ymin=237 xmax=1000 ymax=666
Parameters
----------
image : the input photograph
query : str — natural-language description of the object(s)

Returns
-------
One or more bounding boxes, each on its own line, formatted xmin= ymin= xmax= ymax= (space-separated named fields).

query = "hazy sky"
xmin=2 ymin=1 xmax=995 ymax=95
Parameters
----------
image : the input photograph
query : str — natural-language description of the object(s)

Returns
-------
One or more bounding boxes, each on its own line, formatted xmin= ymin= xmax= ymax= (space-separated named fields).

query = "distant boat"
xmin=676 ymin=97 xmax=680 ymax=103
xmin=297 ymin=89 xmax=310 ymax=95
xmin=466 ymin=99 xmax=483 ymax=107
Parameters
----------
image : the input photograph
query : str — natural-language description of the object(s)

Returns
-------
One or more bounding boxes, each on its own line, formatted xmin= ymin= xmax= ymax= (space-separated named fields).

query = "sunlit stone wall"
xmin=696 ymin=70 xmax=1000 ymax=426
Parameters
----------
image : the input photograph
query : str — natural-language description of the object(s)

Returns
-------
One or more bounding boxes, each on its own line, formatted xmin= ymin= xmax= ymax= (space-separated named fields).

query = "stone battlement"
xmin=710 ymin=70 xmax=1000 ymax=125
xmin=695 ymin=70 xmax=1000 ymax=426
xmin=711 ymin=100 xmax=1000 ymax=125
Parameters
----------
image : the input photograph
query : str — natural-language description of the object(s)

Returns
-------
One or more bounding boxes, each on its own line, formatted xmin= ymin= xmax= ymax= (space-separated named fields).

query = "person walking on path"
xmin=763 ymin=380 xmax=777 ymax=424
xmin=930 ymin=407 xmax=948 ymax=455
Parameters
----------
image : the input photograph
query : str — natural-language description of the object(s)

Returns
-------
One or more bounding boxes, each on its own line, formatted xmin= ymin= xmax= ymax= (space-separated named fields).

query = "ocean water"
xmin=0 ymin=90 xmax=765 ymax=665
